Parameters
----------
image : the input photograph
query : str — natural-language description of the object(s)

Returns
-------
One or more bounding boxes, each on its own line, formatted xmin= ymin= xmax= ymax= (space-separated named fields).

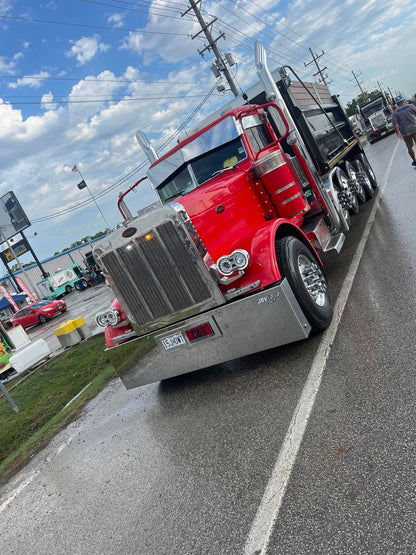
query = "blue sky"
xmin=0 ymin=0 xmax=415 ymax=268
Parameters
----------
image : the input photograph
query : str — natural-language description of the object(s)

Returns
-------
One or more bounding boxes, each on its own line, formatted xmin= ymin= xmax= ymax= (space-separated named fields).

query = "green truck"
xmin=36 ymin=264 xmax=86 ymax=299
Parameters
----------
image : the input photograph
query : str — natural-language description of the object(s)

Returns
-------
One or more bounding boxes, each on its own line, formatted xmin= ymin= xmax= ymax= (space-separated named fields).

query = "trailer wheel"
xmin=352 ymin=159 xmax=374 ymax=200
xmin=276 ymin=236 xmax=333 ymax=331
xmin=345 ymin=160 xmax=366 ymax=204
xmin=334 ymin=168 xmax=359 ymax=215
xmin=357 ymin=153 xmax=378 ymax=189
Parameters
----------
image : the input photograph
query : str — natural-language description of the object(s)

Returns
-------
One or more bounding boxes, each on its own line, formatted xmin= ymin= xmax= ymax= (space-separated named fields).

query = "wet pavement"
xmin=1 ymin=135 xmax=415 ymax=554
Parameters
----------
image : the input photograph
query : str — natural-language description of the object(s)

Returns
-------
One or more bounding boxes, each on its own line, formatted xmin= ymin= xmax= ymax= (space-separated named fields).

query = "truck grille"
xmin=102 ymin=220 xmax=214 ymax=329
xmin=369 ymin=113 xmax=385 ymax=129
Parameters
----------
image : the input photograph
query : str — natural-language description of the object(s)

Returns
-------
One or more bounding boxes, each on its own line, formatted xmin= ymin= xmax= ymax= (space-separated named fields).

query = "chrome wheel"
xmin=335 ymin=168 xmax=359 ymax=215
xmin=345 ymin=160 xmax=366 ymax=203
xmin=298 ymin=254 xmax=329 ymax=307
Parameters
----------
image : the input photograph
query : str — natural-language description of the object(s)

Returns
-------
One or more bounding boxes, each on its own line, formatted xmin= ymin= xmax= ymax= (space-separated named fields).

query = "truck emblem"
xmin=122 ymin=227 xmax=137 ymax=238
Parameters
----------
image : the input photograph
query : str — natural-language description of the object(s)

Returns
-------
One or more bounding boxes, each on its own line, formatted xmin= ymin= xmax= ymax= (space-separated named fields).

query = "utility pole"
xmin=183 ymin=0 xmax=239 ymax=97
xmin=350 ymin=70 xmax=365 ymax=95
xmin=377 ymin=80 xmax=385 ymax=97
xmin=304 ymin=48 xmax=332 ymax=87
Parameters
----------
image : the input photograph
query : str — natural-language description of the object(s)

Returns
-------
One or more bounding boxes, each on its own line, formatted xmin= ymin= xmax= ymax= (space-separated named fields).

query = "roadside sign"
xmin=0 ymin=238 xmax=29 ymax=264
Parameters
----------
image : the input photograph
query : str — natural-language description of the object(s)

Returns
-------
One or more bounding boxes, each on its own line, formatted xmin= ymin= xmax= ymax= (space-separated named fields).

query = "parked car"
xmin=11 ymin=300 xmax=67 ymax=328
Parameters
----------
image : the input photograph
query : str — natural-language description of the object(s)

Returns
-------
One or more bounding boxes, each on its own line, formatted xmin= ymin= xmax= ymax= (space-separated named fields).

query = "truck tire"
xmin=352 ymin=159 xmax=375 ymax=200
xmin=65 ymin=285 xmax=73 ymax=294
xmin=344 ymin=160 xmax=366 ymax=203
xmin=358 ymin=153 xmax=378 ymax=189
xmin=276 ymin=236 xmax=333 ymax=331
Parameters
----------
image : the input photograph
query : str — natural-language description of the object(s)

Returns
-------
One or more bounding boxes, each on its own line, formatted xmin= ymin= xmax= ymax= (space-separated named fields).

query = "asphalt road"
xmin=1 ymin=136 xmax=415 ymax=554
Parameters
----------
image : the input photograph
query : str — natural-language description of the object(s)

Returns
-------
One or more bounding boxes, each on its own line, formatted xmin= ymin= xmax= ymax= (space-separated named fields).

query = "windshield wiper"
xmin=210 ymin=165 xmax=236 ymax=178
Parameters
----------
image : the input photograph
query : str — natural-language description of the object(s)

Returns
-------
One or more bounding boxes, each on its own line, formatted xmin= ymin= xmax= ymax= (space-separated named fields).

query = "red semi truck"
xmin=94 ymin=43 xmax=377 ymax=389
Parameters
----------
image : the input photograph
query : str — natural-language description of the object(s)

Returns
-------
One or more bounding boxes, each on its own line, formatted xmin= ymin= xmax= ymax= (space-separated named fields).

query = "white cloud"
xmin=108 ymin=13 xmax=125 ymax=28
xmin=0 ymin=55 xmax=17 ymax=74
xmin=41 ymin=92 xmax=55 ymax=110
xmin=66 ymin=35 xmax=110 ymax=65
xmin=8 ymin=71 xmax=50 ymax=89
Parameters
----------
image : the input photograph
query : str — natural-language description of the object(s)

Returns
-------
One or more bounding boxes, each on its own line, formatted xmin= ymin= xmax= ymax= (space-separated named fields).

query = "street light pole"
xmin=74 ymin=166 xmax=111 ymax=229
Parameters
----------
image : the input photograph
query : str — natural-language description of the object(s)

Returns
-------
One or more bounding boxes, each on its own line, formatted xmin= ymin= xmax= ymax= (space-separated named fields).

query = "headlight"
xmin=95 ymin=307 xmax=121 ymax=328
xmin=217 ymin=249 xmax=249 ymax=276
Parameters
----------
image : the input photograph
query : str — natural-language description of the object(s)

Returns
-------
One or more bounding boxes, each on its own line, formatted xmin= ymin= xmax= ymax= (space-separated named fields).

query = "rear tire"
xmin=276 ymin=236 xmax=333 ymax=331
xmin=38 ymin=314 xmax=47 ymax=324
xmin=352 ymin=159 xmax=375 ymax=200
xmin=345 ymin=160 xmax=366 ymax=204
xmin=334 ymin=168 xmax=359 ymax=215
xmin=358 ymin=153 xmax=378 ymax=189
xmin=65 ymin=285 xmax=73 ymax=294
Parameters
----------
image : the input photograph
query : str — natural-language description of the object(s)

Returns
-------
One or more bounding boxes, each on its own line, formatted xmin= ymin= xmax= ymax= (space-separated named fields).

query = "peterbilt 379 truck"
xmin=94 ymin=43 xmax=377 ymax=389
xmin=359 ymin=95 xmax=394 ymax=144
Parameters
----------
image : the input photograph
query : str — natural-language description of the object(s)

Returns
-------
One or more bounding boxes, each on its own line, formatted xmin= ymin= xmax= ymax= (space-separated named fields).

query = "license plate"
xmin=161 ymin=332 xmax=186 ymax=350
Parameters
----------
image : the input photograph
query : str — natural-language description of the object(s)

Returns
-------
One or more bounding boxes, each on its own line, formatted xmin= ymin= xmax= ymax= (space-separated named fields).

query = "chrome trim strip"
xmin=279 ymin=192 xmax=301 ymax=206
xmin=272 ymin=181 xmax=296 ymax=195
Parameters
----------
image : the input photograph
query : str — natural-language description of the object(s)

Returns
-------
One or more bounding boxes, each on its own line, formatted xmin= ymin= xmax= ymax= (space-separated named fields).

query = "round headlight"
xmin=95 ymin=307 xmax=121 ymax=328
xmin=232 ymin=249 xmax=249 ymax=270
xmin=217 ymin=256 xmax=233 ymax=276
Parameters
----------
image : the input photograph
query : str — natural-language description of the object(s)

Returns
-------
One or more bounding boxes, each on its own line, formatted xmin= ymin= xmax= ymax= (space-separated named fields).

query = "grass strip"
xmin=0 ymin=334 xmax=116 ymax=483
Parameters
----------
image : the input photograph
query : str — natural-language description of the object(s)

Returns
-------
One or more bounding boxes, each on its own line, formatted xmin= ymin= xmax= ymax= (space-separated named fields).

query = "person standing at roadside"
xmin=392 ymin=96 xmax=416 ymax=167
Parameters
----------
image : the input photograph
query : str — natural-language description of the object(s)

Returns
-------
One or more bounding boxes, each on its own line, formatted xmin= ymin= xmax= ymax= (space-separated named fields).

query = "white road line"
xmin=244 ymin=144 xmax=398 ymax=555
xmin=0 ymin=470 xmax=40 ymax=514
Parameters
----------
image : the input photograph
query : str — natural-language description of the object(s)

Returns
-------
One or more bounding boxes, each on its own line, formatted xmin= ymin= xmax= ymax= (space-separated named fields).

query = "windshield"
xmin=31 ymin=301 xmax=51 ymax=308
xmin=361 ymin=101 xmax=383 ymax=118
xmin=157 ymin=137 xmax=247 ymax=204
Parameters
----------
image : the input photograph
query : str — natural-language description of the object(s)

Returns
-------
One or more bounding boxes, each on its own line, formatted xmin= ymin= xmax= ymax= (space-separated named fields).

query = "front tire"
xmin=276 ymin=236 xmax=333 ymax=331
xmin=38 ymin=314 xmax=47 ymax=324
xmin=65 ymin=285 xmax=73 ymax=294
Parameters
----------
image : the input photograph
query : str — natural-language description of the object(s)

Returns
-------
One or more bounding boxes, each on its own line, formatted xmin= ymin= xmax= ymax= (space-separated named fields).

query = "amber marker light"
xmin=145 ymin=232 xmax=154 ymax=241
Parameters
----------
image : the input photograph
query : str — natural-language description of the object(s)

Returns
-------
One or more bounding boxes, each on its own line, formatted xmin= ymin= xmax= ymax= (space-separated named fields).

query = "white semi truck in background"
xmin=359 ymin=95 xmax=394 ymax=144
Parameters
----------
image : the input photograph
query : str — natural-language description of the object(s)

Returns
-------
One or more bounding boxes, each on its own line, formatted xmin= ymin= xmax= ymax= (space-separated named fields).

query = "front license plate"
xmin=161 ymin=332 xmax=186 ymax=350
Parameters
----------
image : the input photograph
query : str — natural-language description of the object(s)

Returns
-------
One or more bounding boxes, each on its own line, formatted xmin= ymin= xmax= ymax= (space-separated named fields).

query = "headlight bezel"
xmin=95 ymin=307 xmax=121 ymax=328
xmin=216 ymin=249 xmax=250 ymax=276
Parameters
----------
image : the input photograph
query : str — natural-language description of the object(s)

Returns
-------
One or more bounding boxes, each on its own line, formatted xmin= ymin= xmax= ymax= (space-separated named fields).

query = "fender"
xmin=214 ymin=218 xmax=323 ymax=293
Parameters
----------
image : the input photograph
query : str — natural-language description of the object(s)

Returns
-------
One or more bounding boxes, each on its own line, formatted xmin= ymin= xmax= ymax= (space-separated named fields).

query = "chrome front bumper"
xmin=107 ymin=278 xmax=311 ymax=389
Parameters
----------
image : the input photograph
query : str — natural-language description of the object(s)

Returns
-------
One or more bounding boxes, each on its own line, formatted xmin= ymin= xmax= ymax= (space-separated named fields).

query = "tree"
xmin=345 ymin=90 xmax=383 ymax=117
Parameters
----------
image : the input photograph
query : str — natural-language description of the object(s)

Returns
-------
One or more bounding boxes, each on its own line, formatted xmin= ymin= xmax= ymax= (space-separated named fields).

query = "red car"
xmin=11 ymin=300 xmax=67 ymax=328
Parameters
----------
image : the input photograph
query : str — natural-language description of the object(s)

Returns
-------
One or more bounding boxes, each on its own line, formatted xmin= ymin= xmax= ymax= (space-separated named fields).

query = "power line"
xmin=0 ymin=74 xmax=213 ymax=85
xmin=0 ymin=14 xmax=189 ymax=36
xmin=29 ymin=82 xmax=219 ymax=224
xmin=81 ymin=0 xmax=195 ymax=21
xmin=1 ymin=93 xmax=211 ymax=106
